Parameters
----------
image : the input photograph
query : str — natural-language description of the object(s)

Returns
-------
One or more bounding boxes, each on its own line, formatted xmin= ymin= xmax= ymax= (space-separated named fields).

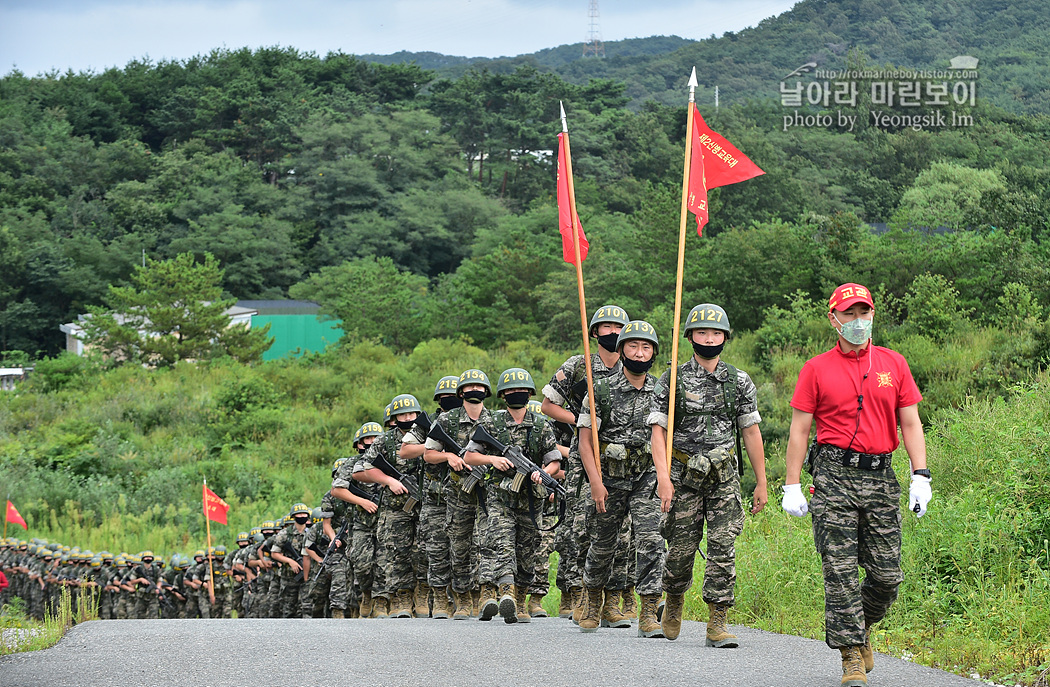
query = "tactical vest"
xmin=671 ymin=362 xmax=744 ymax=478
xmin=592 ymin=377 xmax=654 ymax=478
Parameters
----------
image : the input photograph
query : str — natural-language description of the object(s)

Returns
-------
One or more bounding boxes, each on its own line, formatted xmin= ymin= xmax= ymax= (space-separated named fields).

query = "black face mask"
xmin=621 ymin=357 xmax=655 ymax=374
xmin=502 ymin=391 xmax=530 ymax=409
xmin=438 ymin=396 xmax=463 ymax=412
xmin=396 ymin=419 xmax=415 ymax=432
xmin=692 ymin=341 xmax=725 ymax=359
xmin=294 ymin=516 xmax=310 ymax=526
xmin=462 ymin=390 xmax=487 ymax=405
xmin=596 ymin=332 xmax=620 ymax=353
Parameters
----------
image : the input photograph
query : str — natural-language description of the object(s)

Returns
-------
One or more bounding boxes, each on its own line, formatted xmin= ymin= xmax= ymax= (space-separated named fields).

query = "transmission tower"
xmin=582 ymin=0 xmax=605 ymax=58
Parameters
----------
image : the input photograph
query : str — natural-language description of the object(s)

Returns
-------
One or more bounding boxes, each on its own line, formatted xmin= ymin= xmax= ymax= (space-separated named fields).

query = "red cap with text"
xmin=828 ymin=283 xmax=874 ymax=312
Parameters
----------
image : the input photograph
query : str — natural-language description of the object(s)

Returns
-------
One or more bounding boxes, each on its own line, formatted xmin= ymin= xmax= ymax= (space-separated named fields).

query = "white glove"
xmin=909 ymin=474 xmax=932 ymax=518
xmin=781 ymin=483 xmax=809 ymax=517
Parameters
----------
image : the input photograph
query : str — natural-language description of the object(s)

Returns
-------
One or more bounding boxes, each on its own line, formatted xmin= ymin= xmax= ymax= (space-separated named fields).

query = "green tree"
xmin=81 ymin=252 xmax=272 ymax=367
xmin=289 ymin=256 xmax=431 ymax=351
xmin=893 ymin=162 xmax=1006 ymax=230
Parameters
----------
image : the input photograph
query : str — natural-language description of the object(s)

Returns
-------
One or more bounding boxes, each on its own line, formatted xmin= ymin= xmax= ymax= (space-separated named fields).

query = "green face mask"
xmin=833 ymin=313 xmax=873 ymax=345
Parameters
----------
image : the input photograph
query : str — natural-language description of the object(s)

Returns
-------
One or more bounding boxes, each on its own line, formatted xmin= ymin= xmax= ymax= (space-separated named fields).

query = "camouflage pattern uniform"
xmin=353 ymin=428 xmax=425 ymax=602
xmin=318 ymin=491 xmax=354 ymax=614
xmin=302 ymin=520 xmax=332 ymax=617
xmin=579 ymin=371 xmax=665 ymax=595
xmin=542 ymin=353 xmax=633 ymax=594
xmin=808 ymin=443 xmax=903 ymax=647
xmin=335 ymin=458 xmax=384 ymax=609
xmin=648 ymin=358 xmax=760 ymax=604
xmin=422 ymin=406 xmax=495 ymax=595
xmin=403 ymin=421 xmax=453 ymax=594
xmin=132 ymin=561 xmax=162 ymax=619
xmin=466 ymin=409 xmax=561 ymax=590
xmin=271 ymin=525 xmax=308 ymax=618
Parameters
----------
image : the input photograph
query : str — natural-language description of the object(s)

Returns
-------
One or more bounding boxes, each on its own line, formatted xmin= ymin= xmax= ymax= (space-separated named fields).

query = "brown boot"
xmin=432 ymin=586 xmax=450 ymax=619
xmin=360 ymin=591 xmax=373 ymax=618
xmin=661 ymin=592 xmax=685 ymax=641
xmin=347 ymin=604 xmax=359 ymax=619
xmin=621 ymin=587 xmax=637 ymax=619
xmin=529 ymin=593 xmax=547 ymax=618
xmin=471 ymin=588 xmax=481 ymax=617
xmin=451 ymin=588 xmax=471 ymax=620
xmin=478 ymin=584 xmax=499 ymax=621
xmin=705 ymin=603 xmax=738 ymax=648
xmin=579 ymin=586 xmax=603 ymax=633
xmin=601 ymin=589 xmax=631 ymax=628
xmin=570 ymin=586 xmax=585 ymax=625
xmin=330 ymin=608 xmax=345 ymax=620
xmin=373 ymin=595 xmax=389 ymax=619
xmin=515 ymin=586 xmax=531 ymax=624
xmin=390 ymin=588 xmax=413 ymax=618
xmin=840 ymin=646 xmax=868 ymax=686
xmin=557 ymin=589 xmax=572 ymax=618
xmin=637 ymin=594 xmax=664 ymax=638
xmin=498 ymin=583 xmax=517 ymax=623
xmin=860 ymin=627 xmax=874 ymax=673
xmin=413 ymin=582 xmax=432 ymax=618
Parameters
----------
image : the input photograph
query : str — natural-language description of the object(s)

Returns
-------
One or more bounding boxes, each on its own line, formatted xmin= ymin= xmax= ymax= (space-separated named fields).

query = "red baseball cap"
xmin=828 ymin=283 xmax=874 ymax=312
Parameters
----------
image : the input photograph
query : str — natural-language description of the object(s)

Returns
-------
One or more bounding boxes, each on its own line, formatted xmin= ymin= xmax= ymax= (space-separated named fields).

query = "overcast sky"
xmin=0 ymin=0 xmax=799 ymax=77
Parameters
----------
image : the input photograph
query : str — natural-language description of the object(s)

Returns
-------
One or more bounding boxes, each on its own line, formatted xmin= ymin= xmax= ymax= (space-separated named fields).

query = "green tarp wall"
xmin=253 ymin=315 xmax=344 ymax=361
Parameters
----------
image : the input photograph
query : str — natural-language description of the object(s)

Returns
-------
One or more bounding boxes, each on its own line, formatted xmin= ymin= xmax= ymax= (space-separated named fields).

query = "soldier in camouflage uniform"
xmin=351 ymin=395 xmax=426 ymax=619
xmin=782 ymin=283 xmax=930 ymax=687
xmin=420 ymin=369 xmax=497 ymax=620
xmin=464 ymin=368 xmax=561 ymax=624
xmin=270 ymin=504 xmax=312 ymax=618
xmin=130 ymin=551 xmax=162 ymax=619
xmin=541 ymin=305 xmax=635 ymax=621
xmin=209 ymin=545 xmax=232 ymax=618
xmin=340 ymin=422 xmax=385 ymax=617
xmin=182 ymin=550 xmax=206 ymax=618
xmin=649 ymin=303 xmax=767 ymax=647
xmin=527 ymin=399 xmax=568 ymax=618
xmin=398 ymin=376 xmax=461 ymax=619
xmin=320 ymin=471 xmax=364 ymax=618
xmin=577 ymin=321 xmax=666 ymax=637
xmin=228 ymin=533 xmax=250 ymax=617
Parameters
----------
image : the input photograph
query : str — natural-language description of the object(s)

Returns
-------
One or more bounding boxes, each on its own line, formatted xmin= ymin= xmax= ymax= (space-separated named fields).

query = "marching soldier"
xmin=270 ymin=504 xmax=312 ymax=618
xmin=649 ymin=303 xmax=768 ymax=646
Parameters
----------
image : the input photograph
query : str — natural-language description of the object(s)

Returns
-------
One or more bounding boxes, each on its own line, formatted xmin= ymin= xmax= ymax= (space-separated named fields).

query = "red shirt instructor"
xmin=782 ymin=283 xmax=931 ymax=687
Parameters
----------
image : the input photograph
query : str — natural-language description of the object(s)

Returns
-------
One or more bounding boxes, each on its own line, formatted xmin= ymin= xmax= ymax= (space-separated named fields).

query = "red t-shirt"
xmin=790 ymin=343 xmax=922 ymax=454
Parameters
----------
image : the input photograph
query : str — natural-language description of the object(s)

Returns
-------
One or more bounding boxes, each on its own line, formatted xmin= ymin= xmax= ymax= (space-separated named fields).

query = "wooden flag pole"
xmin=666 ymin=68 xmax=699 ymax=477
xmin=204 ymin=477 xmax=216 ymax=605
xmin=560 ymin=102 xmax=601 ymax=477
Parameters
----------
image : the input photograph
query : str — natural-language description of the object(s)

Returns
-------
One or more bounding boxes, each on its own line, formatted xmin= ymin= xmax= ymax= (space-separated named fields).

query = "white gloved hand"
xmin=909 ymin=474 xmax=932 ymax=518
xmin=781 ymin=483 xmax=809 ymax=517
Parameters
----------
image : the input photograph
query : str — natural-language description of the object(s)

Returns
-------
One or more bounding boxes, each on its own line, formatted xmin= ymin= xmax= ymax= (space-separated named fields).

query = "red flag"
xmin=6 ymin=501 xmax=27 ymax=530
xmin=687 ymin=112 xmax=709 ymax=235
xmin=557 ymin=132 xmax=588 ymax=264
xmin=203 ymin=484 xmax=230 ymax=525
xmin=692 ymin=105 xmax=764 ymax=190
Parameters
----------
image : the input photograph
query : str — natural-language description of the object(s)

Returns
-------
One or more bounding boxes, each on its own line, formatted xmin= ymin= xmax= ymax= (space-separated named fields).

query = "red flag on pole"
xmin=692 ymin=105 xmax=764 ymax=190
xmin=557 ymin=131 xmax=588 ymax=265
xmin=6 ymin=501 xmax=27 ymax=530
xmin=687 ymin=112 xmax=709 ymax=235
xmin=203 ymin=484 xmax=230 ymax=525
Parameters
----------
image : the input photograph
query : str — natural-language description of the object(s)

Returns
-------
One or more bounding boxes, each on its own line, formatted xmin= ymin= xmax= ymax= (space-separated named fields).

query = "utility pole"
xmin=582 ymin=0 xmax=605 ymax=58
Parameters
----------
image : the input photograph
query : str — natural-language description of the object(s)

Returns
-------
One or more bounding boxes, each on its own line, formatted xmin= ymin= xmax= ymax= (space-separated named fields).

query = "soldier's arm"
xmin=785 ymin=409 xmax=814 ymax=485
xmin=741 ymin=423 xmax=768 ymax=513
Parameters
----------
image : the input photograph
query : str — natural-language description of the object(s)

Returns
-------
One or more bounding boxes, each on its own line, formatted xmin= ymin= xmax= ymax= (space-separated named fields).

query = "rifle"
xmin=370 ymin=454 xmax=421 ymax=512
xmin=279 ymin=541 xmax=306 ymax=583
xmin=315 ymin=519 xmax=351 ymax=574
xmin=427 ymin=422 xmax=491 ymax=496
xmin=414 ymin=411 xmax=432 ymax=433
xmin=470 ymin=425 xmax=567 ymax=500
xmin=345 ymin=480 xmax=382 ymax=510
xmin=469 ymin=425 xmax=567 ymax=531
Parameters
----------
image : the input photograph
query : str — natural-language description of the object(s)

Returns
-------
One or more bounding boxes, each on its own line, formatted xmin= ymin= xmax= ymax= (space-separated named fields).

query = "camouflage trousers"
xmin=483 ymin=490 xmax=542 ymax=588
xmin=445 ymin=486 xmax=483 ymax=593
xmin=584 ymin=470 xmax=665 ymax=596
xmin=530 ymin=522 xmax=557 ymax=596
xmin=661 ymin=464 xmax=745 ymax=604
xmin=273 ymin=572 xmax=304 ymax=618
xmin=303 ymin=565 xmax=329 ymax=618
xmin=115 ymin=591 xmax=132 ymax=619
xmin=375 ymin=507 xmax=425 ymax=595
xmin=421 ymin=493 xmax=452 ymax=589
xmin=351 ymin=523 xmax=379 ymax=596
xmin=134 ymin=592 xmax=160 ymax=619
xmin=325 ymin=548 xmax=353 ymax=611
xmin=810 ymin=449 xmax=903 ymax=648
xmin=558 ymin=455 xmax=634 ymax=591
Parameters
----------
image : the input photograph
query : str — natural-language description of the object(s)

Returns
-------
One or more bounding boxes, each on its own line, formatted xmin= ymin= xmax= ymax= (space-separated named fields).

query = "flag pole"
xmin=666 ymin=68 xmax=699 ymax=477
xmin=561 ymin=102 xmax=601 ymax=477
xmin=204 ymin=477 xmax=216 ymax=605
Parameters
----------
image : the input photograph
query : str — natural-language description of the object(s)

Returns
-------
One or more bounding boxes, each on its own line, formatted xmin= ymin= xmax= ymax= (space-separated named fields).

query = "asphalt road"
xmin=0 ymin=617 xmax=985 ymax=687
